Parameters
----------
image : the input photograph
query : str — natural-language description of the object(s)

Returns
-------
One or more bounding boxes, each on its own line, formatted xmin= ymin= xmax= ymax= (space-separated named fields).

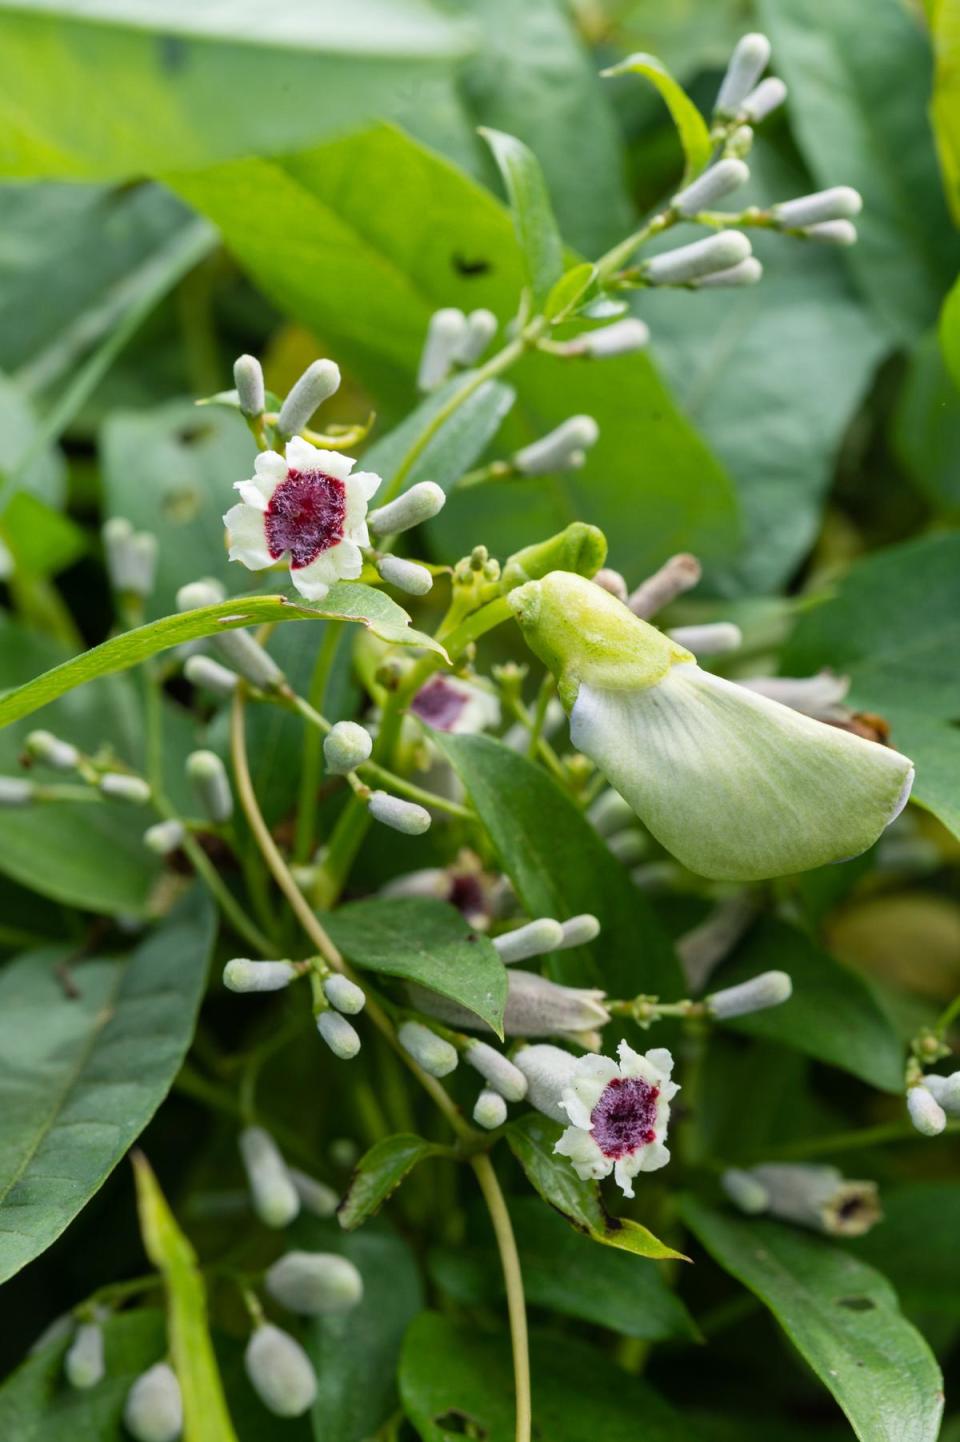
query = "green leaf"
xmin=435 ymin=733 xmax=682 ymax=996
xmin=895 ymin=328 xmax=960 ymax=516
xmin=400 ymin=1313 xmax=692 ymax=1442
xmin=851 ymin=1181 xmax=960 ymax=1317
xmin=543 ymin=262 xmax=597 ymax=322
xmin=2 ymin=493 xmax=86 ymax=578
xmin=506 ymin=1113 xmax=684 ymax=1261
xmin=711 ymin=917 xmax=904 ymax=1092
xmin=0 ymin=585 xmax=446 ymax=730
xmin=602 ymin=52 xmax=711 ymax=183
xmin=133 ymin=1152 xmax=239 ymax=1442
xmin=681 ymin=1197 xmax=944 ymax=1442
xmin=429 ymin=1196 xmax=698 ymax=1341
xmin=939 ymin=272 xmax=960 ymax=392
xmin=337 ymin=1134 xmax=447 ymax=1231
xmin=933 ymin=0 xmax=960 ymax=225
xmin=0 ymin=891 xmax=215 ymax=1283
xmin=361 ymin=375 xmax=516 ymax=498
xmin=479 ymin=126 xmax=564 ymax=308
xmin=325 ymin=896 xmax=507 ymax=1035
xmin=0 ymin=372 xmax=65 ymax=509
xmin=760 ymin=0 xmax=960 ymax=343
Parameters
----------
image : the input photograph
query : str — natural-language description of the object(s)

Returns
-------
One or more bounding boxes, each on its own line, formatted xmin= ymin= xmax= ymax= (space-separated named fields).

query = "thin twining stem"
xmin=471 ymin=1153 xmax=532 ymax=1442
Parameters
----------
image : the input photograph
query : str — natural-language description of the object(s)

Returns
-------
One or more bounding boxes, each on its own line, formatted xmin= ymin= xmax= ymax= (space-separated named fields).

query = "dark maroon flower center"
xmin=590 ymin=1077 xmax=659 ymax=1159
xmin=265 ymin=469 xmax=346 ymax=569
xmin=410 ymin=676 xmax=470 ymax=732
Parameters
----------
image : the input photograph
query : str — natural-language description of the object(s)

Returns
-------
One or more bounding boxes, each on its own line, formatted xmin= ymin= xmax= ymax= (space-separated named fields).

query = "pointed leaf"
xmin=602 ymin=53 xmax=711 ymax=182
xmin=479 ymin=126 xmax=564 ymax=308
xmin=337 ymin=1134 xmax=447 ymax=1230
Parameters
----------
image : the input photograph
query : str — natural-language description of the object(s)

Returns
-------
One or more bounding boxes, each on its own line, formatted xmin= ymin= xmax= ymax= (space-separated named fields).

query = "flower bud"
xmin=492 ymin=918 xmax=565 ymax=964
xmin=224 ymin=959 xmax=297 ymax=993
xmin=176 ymin=579 xmax=226 ymax=611
xmin=29 ymin=1311 xmax=74 ymax=1355
xmin=737 ymin=1163 xmax=882 ymax=1237
xmin=802 ymin=219 xmax=857 ymax=247
xmin=567 ymin=318 xmax=650 ymax=358
xmin=463 ymin=1040 xmax=528 ymax=1101
xmin=368 ymin=791 xmax=431 ymax=835
xmin=706 ymin=970 xmax=792 ymax=1019
xmin=214 ymin=630 xmax=285 ymax=692
xmin=239 ymin=1126 xmax=300 ymax=1227
xmin=667 ymin=622 xmax=742 ymax=655
xmin=184 ymin=654 xmax=239 ymax=697
xmin=100 ymin=773 xmax=151 ymax=804
xmin=721 ymin=1167 xmax=770 ymax=1214
xmin=907 ymin=1084 xmax=946 ymax=1137
xmin=921 ymin=1072 xmax=960 ymax=1116
xmin=644 ymin=231 xmax=752 ymax=286
xmin=774 ymin=186 xmax=862 ymax=229
xmin=0 ymin=776 xmax=34 ymax=807
xmin=474 ymin=1088 xmax=508 ymax=1128
xmin=677 ymin=892 xmax=759 ymax=990
xmin=234 ymin=354 xmax=265 ymax=418
xmin=409 ymin=970 xmax=610 ymax=1038
xmin=245 ymin=1324 xmax=317 ymax=1418
xmin=64 ymin=1321 xmax=105 ymax=1389
xmin=672 ymin=159 xmax=750 ymax=217
xmin=286 ymin=1167 xmax=339 ymax=1217
xmin=266 ymin=1251 xmax=363 ymax=1316
xmin=123 ymin=1362 xmax=183 ymax=1442
xmin=367 ymin=481 xmax=446 ymax=537
xmin=323 ymin=720 xmax=373 ymax=776
xmin=502 ymin=522 xmax=607 ymax=591
xmin=103 ymin=518 xmax=157 ymax=597
xmin=726 ymin=124 xmax=754 ymax=158
xmin=25 ymin=729 xmax=79 ymax=771
xmin=277 ymin=359 xmax=341 ymax=439
xmin=377 ymin=555 xmax=433 ymax=596
xmin=558 ymin=914 xmax=601 ymax=949
xmin=739 ymin=76 xmax=787 ymax=122
xmin=692 ymin=258 xmax=763 ymax=288
xmin=418 ymin=308 xmax=468 ymax=391
xmin=144 ymin=819 xmax=185 ymax=856
xmin=323 ymin=974 xmax=366 ymax=1015
xmin=587 ymin=788 xmax=635 ymax=836
xmin=398 ymin=1020 xmax=458 ymax=1077
xmin=513 ymin=416 xmax=599 ymax=475
xmin=592 ymin=567 xmax=628 ymax=601
xmin=317 ymin=1010 xmax=361 ymax=1060
xmin=715 ymin=33 xmax=771 ymax=116
xmin=628 ymin=552 xmax=701 ymax=618
xmin=186 ymin=749 xmax=233 ymax=824
xmin=456 ymin=308 xmax=498 ymax=364
xmin=514 ymin=1044 xmax=578 ymax=1123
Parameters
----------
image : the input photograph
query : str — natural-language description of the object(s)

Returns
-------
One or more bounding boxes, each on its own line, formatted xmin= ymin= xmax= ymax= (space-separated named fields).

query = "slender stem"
xmin=935 ymin=991 xmax=960 ymax=1038
xmin=755 ymin=1118 xmax=960 ymax=1161
xmin=471 ymin=1154 xmax=532 ymax=1442
xmin=526 ymin=674 xmax=554 ymax=762
xmin=175 ymin=819 xmax=274 ymax=957
xmin=294 ymin=623 xmax=342 ymax=863
xmin=504 ymin=694 xmax=567 ymax=784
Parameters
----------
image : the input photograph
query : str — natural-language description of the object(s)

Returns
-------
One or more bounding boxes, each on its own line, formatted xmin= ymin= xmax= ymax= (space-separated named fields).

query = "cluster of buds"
xmin=907 ymin=1068 xmax=960 ymax=1137
xmin=176 ymin=579 xmax=286 ymax=693
xmin=417 ymin=307 xmax=498 ymax=390
xmin=223 ymin=955 xmax=368 ymax=1061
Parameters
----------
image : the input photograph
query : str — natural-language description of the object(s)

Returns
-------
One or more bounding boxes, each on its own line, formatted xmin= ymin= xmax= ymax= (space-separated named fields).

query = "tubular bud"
xmin=922 ymin=1072 xmax=960 ymax=1115
xmin=706 ymin=970 xmax=793 ymax=1019
xmin=410 ymin=971 xmax=610 ymax=1038
xmin=245 ymin=1324 xmax=318 ymax=1418
xmin=628 ymin=552 xmax=702 ymax=618
xmin=376 ymin=555 xmax=434 ymax=596
xmin=277 ymin=359 xmax=341 ymax=439
xmin=738 ymin=1163 xmax=882 ymax=1237
xmin=568 ymin=318 xmax=650 ymax=358
xmin=514 ymin=1043 xmax=578 ymax=1123
xmin=186 ymin=749 xmax=233 ymax=824
xmin=183 ymin=654 xmax=240 ymax=697
xmin=123 ymin=1362 xmax=183 ymax=1442
xmin=644 ymin=231 xmax=752 ymax=286
xmin=324 ymin=720 xmax=373 ymax=776
xmin=715 ymin=32 xmax=772 ymax=116
xmin=25 ymin=729 xmax=79 ymax=770
xmin=323 ymin=974 xmax=366 ymax=1015
xmin=774 ymin=186 xmax=862 ymax=229
xmin=593 ymin=567 xmax=628 ymax=601
xmin=265 ymin=1251 xmax=363 ymax=1316
xmin=802 ymin=219 xmax=858 ymax=246
xmin=144 ymin=819 xmax=186 ymax=856
xmin=367 ymin=481 xmax=446 ymax=536
xmin=286 ymin=1167 xmax=339 ymax=1217
xmin=100 ymin=773 xmax=151 ymax=804
xmin=398 ymin=1020 xmax=458 ymax=1077
xmin=907 ymin=1084 xmax=947 ymax=1136
xmin=317 ymin=1010 xmax=361 ymax=1060
xmin=672 ymin=159 xmax=750 ymax=216
xmin=474 ymin=1088 xmax=508 ymax=1128
xmin=176 ymin=578 xmax=226 ymax=611
xmin=558 ymin=914 xmax=601 ymax=949
xmin=0 ymin=776 xmax=35 ymax=807
xmin=239 ymin=1126 xmax=300 ymax=1227
xmin=667 ymin=622 xmax=743 ymax=655
xmin=721 ymin=1167 xmax=770 ymax=1214
xmin=103 ymin=518 xmax=157 ymax=598
xmin=739 ymin=76 xmax=787 ymax=121
xmin=513 ymin=415 xmax=599 ymax=475
xmin=368 ymin=791 xmax=432 ymax=835
xmin=234 ymin=354 xmax=266 ymax=418
xmin=692 ymin=257 xmax=763 ymax=288
xmin=213 ymin=630 xmax=285 ymax=692
xmin=64 ymin=1321 xmax=105 ymax=1389
xmin=456 ymin=308 xmax=498 ymax=364
xmin=463 ymin=1040 xmax=528 ymax=1101
xmin=418 ymin=308 xmax=468 ymax=391
xmin=493 ymin=918 xmax=565 ymax=964
xmin=224 ymin=959 xmax=297 ymax=994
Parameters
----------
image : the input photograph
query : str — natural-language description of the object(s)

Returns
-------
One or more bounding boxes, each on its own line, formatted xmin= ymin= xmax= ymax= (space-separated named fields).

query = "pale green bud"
xmin=103 ymin=518 xmax=157 ymax=597
xmin=277 ymin=359 xmax=340 ymax=438
xmin=514 ymin=1044 xmax=578 ymax=1123
xmin=501 ymin=522 xmax=607 ymax=592
xmin=187 ymin=749 xmax=233 ymax=824
xmin=144 ymin=820 xmax=185 ymax=856
xmin=672 ymin=159 xmax=750 ymax=216
xmin=464 ymin=1041 xmax=528 ymax=1101
xmin=367 ymin=481 xmax=446 ymax=537
xmin=706 ymin=970 xmax=792 ymax=1019
xmin=233 ymin=354 xmax=265 ymax=418
xmin=100 ymin=773 xmax=151 ymax=804
xmin=64 ymin=1321 xmax=105 ymax=1389
xmin=184 ymin=654 xmax=239 ymax=697
xmin=323 ymin=720 xmax=373 ymax=775
xmin=744 ymin=1163 xmax=882 ymax=1237
xmin=803 ymin=219 xmax=857 ymax=247
xmin=558 ymin=914 xmax=601 ymax=949
xmin=456 ymin=308 xmax=498 ymax=364
xmin=286 ymin=1167 xmax=339 ymax=1217
xmin=377 ymin=555 xmax=433 ymax=596
xmin=317 ymin=1010 xmax=361 ymax=1059
xmin=239 ymin=1126 xmax=300 ymax=1227
xmin=0 ymin=776 xmax=35 ymax=807
xmin=513 ymin=416 xmax=599 ymax=475
xmin=492 ymin=918 xmax=565 ymax=964
xmin=176 ymin=578 xmax=226 ymax=611
xmin=721 ymin=1167 xmax=770 ymax=1214
xmin=323 ymin=974 xmax=366 ymax=1015
xmin=566 ymin=318 xmax=650 ymax=359
xmin=726 ymin=125 xmax=754 ymax=158
xmin=26 ymin=729 xmax=79 ymax=770
xmin=368 ymin=791 xmax=431 ymax=835
xmin=907 ymin=1084 xmax=946 ymax=1137
xmin=740 ymin=76 xmax=787 ymax=121
xmin=398 ymin=1020 xmax=458 ymax=1077
xmin=643 ymin=231 xmax=752 ymax=286
xmin=265 ymin=1251 xmax=363 ymax=1315
xmin=692 ymin=257 xmax=763 ymax=288
xmin=922 ymin=1072 xmax=960 ymax=1116
xmin=774 ymin=187 xmax=862 ymax=229
xmin=123 ymin=1362 xmax=183 ymax=1442
xmin=224 ymin=959 xmax=297 ymax=993
xmin=667 ymin=622 xmax=742 ymax=655
xmin=214 ymin=630 xmax=284 ymax=692
xmin=715 ymin=33 xmax=771 ymax=116
xmin=418 ymin=308 xmax=468 ymax=391
xmin=473 ymin=1088 xmax=508 ymax=1128
xmin=245 ymin=1324 xmax=317 ymax=1418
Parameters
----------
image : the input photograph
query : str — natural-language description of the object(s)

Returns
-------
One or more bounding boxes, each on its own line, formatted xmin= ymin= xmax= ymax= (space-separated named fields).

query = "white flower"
xmin=554 ymin=1042 xmax=678 ymax=1198
xmin=223 ymin=437 xmax=381 ymax=602
xmin=409 ymin=673 xmax=501 ymax=734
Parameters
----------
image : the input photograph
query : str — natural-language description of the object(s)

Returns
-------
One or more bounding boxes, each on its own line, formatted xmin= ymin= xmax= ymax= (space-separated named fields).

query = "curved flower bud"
xmin=265 ymin=1250 xmax=363 ymax=1315
xmin=492 ymin=918 xmax=565 ymax=964
xmin=234 ymin=354 xmax=265 ymax=418
xmin=474 ymin=1088 xmax=508 ymax=1128
xmin=740 ymin=76 xmax=787 ymax=122
xmin=514 ymin=1043 xmax=578 ymax=1122
xmin=513 ymin=416 xmax=599 ymax=475
xmin=558 ymin=914 xmax=601 ymax=949
xmin=323 ymin=974 xmax=366 ymax=1015
xmin=144 ymin=819 xmax=186 ymax=856
xmin=774 ymin=186 xmax=862 ymax=229
xmin=324 ymin=720 xmax=373 ymax=775
xmin=100 ymin=773 xmax=151 ymax=805
xmin=418 ymin=308 xmax=468 ymax=391
xmin=715 ymin=32 xmax=771 ymax=116
xmin=186 ymin=749 xmax=233 ymax=824
xmin=277 ymin=359 xmax=341 ymax=439
xmin=245 ymin=1324 xmax=317 ymax=1418
xmin=508 ymin=572 xmax=914 ymax=882
xmin=287 ymin=1167 xmax=339 ymax=1217
xmin=317 ymin=1010 xmax=361 ymax=1060
xmin=706 ymin=970 xmax=792 ymax=1019
xmin=463 ymin=1040 xmax=528 ymax=1101
xmin=398 ymin=1020 xmax=458 ymax=1077
xmin=555 ymin=1042 xmax=678 ymax=1198
xmin=907 ymin=1084 xmax=946 ymax=1136
xmin=183 ymin=654 xmax=240 ymax=698
xmin=672 ymin=159 xmax=750 ymax=217
xmin=368 ymin=792 xmax=431 ymax=835
xmin=377 ymin=555 xmax=434 ymax=596
xmin=367 ymin=481 xmax=446 ymax=537
xmin=224 ymin=959 xmax=297 ymax=993
xmin=643 ymin=232 xmax=752 ymax=287
xmin=667 ymin=622 xmax=742 ymax=656
xmin=456 ymin=308 xmax=498 ymax=364
xmin=239 ymin=1126 xmax=299 ymax=1227
xmin=26 ymin=729 xmax=79 ymax=771
xmin=64 ymin=1321 xmax=105 ymax=1389
xmin=730 ymin=1163 xmax=882 ymax=1237
xmin=123 ymin=1362 xmax=183 ymax=1442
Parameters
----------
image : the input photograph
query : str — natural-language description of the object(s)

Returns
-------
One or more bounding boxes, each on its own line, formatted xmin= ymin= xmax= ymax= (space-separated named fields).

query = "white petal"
xmin=638 ymin=1141 xmax=671 ymax=1173
xmin=616 ymin=1043 xmax=662 ymax=1086
xmin=286 ymin=437 xmax=354 ymax=479
xmin=570 ymin=664 xmax=915 ymax=882
xmin=559 ymin=1089 xmax=594 ymax=1130
xmin=223 ymin=502 xmax=272 ymax=569
xmin=350 ymin=469 xmax=382 ymax=501
xmin=645 ymin=1047 xmax=675 ymax=1079
xmin=554 ymin=1127 xmax=610 ymax=1180
xmin=614 ymin=1155 xmax=642 ymax=1198
xmin=573 ymin=1053 xmax=620 ymax=1086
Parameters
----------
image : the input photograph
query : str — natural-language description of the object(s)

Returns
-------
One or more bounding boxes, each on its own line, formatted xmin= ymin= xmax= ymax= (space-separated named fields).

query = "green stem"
xmin=294 ymin=623 xmax=342 ymax=863
xmin=471 ymin=1154 xmax=532 ymax=1442
xmin=755 ymin=1119 xmax=960 ymax=1161
xmin=935 ymin=992 xmax=960 ymax=1039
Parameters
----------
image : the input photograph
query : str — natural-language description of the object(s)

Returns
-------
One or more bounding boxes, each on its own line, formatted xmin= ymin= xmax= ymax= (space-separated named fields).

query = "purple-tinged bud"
xmin=64 ymin=1321 xmax=105 ymax=1389
xmin=239 ymin=1126 xmax=299 ymax=1227
xmin=672 ymin=159 xmax=750 ymax=217
xmin=265 ymin=1251 xmax=363 ymax=1316
xmin=514 ymin=1044 xmax=578 ymax=1123
xmin=368 ymin=791 xmax=431 ymax=835
xmin=144 ymin=819 xmax=186 ymax=856
xmin=100 ymin=773 xmax=151 ymax=804
xmin=123 ymin=1362 xmax=183 ymax=1442
xmin=715 ymin=33 xmax=771 ymax=117
xmin=245 ymin=1324 xmax=317 ymax=1418
xmin=187 ymin=749 xmax=233 ymax=824
xmin=323 ymin=974 xmax=366 ymax=1015
xmin=474 ymin=1088 xmax=508 ymax=1128
xmin=492 ymin=918 xmax=565 ymax=964
xmin=368 ymin=481 xmax=446 ymax=537
xmin=317 ymin=1010 xmax=361 ymax=1060
xmin=907 ymin=1084 xmax=947 ymax=1137
xmin=706 ymin=970 xmax=792 ymax=1019
xmin=224 ymin=959 xmax=297 ymax=994
xmin=418 ymin=309 xmax=468 ymax=391
xmin=184 ymin=654 xmax=240 ymax=697
xmin=277 ymin=359 xmax=341 ymax=439
xmin=463 ymin=1041 xmax=528 ymax=1101
xmin=234 ymin=354 xmax=265 ymax=418
xmin=377 ymin=555 xmax=433 ymax=596
xmin=513 ymin=415 xmax=599 ymax=475
xmin=398 ymin=1021 xmax=458 ymax=1077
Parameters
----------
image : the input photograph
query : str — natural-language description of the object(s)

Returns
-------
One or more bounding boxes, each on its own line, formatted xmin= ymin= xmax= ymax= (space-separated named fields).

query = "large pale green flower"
xmin=508 ymin=572 xmax=913 ymax=882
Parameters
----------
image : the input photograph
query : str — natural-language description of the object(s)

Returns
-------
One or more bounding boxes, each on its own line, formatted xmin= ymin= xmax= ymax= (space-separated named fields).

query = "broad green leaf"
xmin=435 ymin=733 xmax=682 ymax=997
xmin=712 ymin=918 xmax=904 ymax=1092
xmin=133 ymin=1152 xmax=238 ymax=1442
xmin=851 ymin=1181 xmax=960 ymax=1317
xmin=2 ymin=493 xmax=86 ymax=578
xmin=479 ymin=126 xmax=564 ymax=308
xmin=0 ymin=1 xmax=473 ymax=180
xmin=324 ymin=896 xmax=507 ymax=1034
xmin=760 ymin=0 xmax=960 ymax=343
xmin=506 ymin=1113 xmax=684 ymax=1261
xmin=0 ymin=891 xmax=215 ymax=1282
xmin=337 ymin=1134 xmax=447 ymax=1230
xmin=933 ymin=0 xmax=960 ymax=224
xmin=681 ymin=1198 xmax=944 ymax=1442
xmin=361 ymin=376 xmax=516 ymax=499
xmin=0 ymin=585 xmax=446 ymax=729
xmin=939 ymin=271 xmax=960 ymax=391
xmin=400 ymin=1313 xmax=692 ymax=1442
xmin=894 ymin=328 xmax=960 ymax=516
xmin=602 ymin=52 xmax=711 ymax=183
xmin=0 ymin=372 xmax=65 ymax=509
xmin=429 ymin=1196 xmax=698 ymax=1340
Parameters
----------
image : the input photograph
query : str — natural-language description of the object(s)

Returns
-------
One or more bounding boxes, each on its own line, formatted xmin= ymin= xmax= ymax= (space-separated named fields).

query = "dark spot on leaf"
xmin=452 ymin=253 xmax=491 ymax=277
xmin=157 ymin=33 xmax=189 ymax=73
xmin=837 ymin=1296 xmax=876 ymax=1311
xmin=175 ymin=424 xmax=213 ymax=446
xmin=433 ymin=1410 xmax=487 ymax=1437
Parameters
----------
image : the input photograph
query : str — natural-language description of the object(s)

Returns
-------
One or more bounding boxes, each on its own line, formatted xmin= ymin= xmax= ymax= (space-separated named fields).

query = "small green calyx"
xmin=501 ymin=523 xmax=607 ymax=593
xmin=508 ymin=570 xmax=692 ymax=707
